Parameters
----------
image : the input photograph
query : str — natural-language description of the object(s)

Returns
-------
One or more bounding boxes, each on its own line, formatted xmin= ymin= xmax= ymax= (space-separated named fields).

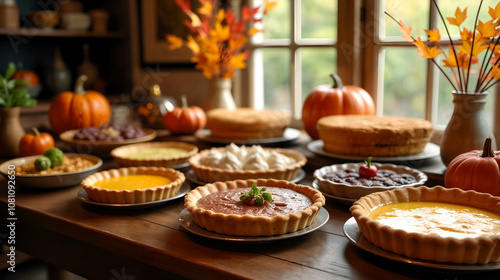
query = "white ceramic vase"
xmin=205 ymin=78 xmax=236 ymax=111
xmin=440 ymin=91 xmax=497 ymax=166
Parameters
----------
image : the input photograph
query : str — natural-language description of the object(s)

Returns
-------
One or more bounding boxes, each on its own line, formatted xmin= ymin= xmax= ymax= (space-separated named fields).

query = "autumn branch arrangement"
xmin=387 ymin=0 xmax=500 ymax=93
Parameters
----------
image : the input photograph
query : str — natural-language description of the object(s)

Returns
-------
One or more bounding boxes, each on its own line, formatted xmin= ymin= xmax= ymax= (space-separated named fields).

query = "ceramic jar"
xmin=440 ymin=92 xmax=497 ymax=166
xmin=206 ymin=78 xmax=236 ymax=111
xmin=0 ymin=107 xmax=25 ymax=157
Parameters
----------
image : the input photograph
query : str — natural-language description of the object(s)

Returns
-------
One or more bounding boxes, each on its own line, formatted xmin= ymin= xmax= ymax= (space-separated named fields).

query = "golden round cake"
xmin=184 ymin=179 xmax=325 ymax=236
xmin=350 ymin=186 xmax=500 ymax=264
xmin=317 ymin=115 xmax=433 ymax=156
xmin=207 ymin=108 xmax=291 ymax=139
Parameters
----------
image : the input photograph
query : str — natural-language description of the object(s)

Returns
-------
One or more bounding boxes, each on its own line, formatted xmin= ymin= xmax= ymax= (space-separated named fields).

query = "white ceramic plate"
xmin=185 ymin=168 xmax=307 ymax=186
xmin=179 ymin=207 xmax=329 ymax=243
xmin=343 ymin=217 xmax=500 ymax=271
xmin=312 ymin=180 xmax=357 ymax=206
xmin=77 ymin=182 xmax=191 ymax=209
xmin=194 ymin=128 xmax=301 ymax=145
xmin=307 ymin=140 xmax=440 ymax=162
xmin=0 ymin=154 xmax=102 ymax=188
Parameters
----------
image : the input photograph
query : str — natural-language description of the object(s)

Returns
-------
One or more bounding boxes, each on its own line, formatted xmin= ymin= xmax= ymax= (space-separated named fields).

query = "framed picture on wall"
xmin=140 ymin=0 xmax=198 ymax=64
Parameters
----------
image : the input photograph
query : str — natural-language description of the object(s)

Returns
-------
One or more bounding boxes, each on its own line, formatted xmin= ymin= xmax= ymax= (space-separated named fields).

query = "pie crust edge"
xmin=188 ymin=147 xmax=307 ymax=183
xmin=184 ymin=179 xmax=326 ymax=236
xmin=81 ymin=167 xmax=186 ymax=204
xmin=349 ymin=185 xmax=500 ymax=264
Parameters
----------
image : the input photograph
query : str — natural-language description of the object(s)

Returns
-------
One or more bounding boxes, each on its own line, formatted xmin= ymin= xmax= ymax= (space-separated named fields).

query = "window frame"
xmin=236 ymin=0 xmax=499 ymax=141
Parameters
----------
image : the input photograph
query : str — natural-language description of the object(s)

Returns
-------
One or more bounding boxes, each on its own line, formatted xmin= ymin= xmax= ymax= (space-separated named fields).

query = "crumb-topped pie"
xmin=81 ymin=167 xmax=185 ymax=204
xmin=350 ymin=186 xmax=500 ymax=264
xmin=184 ymin=179 xmax=325 ymax=236
xmin=111 ymin=141 xmax=198 ymax=167
xmin=188 ymin=143 xmax=306 ymax=183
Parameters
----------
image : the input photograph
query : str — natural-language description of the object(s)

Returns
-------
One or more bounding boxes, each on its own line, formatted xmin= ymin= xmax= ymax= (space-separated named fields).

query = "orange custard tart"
xmin=350 ymin=186 xmax=500 ymax=264
xmin=184 ymin=179 xmax=325 ymax=236
xmin=81 ymin=167 xmax=185 ymax=204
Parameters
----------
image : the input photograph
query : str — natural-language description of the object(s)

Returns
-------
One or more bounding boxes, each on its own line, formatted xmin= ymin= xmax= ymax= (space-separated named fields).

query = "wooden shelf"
xmin=0 ymin=27 xmax=123 ymax=39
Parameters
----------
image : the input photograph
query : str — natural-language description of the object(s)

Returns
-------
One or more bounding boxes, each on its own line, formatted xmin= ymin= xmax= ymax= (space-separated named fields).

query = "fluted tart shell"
xmin=184 ymin=179 xmax=325 ymax=236
xmin=81 ymin=167 xmax=185 ymax=204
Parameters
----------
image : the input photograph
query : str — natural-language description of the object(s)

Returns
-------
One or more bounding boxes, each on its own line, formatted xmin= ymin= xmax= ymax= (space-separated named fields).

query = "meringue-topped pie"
xmin=184 ymin=179 xmax=325 ymax=236
xmin=81 ymin=167 xmax=185 ymax=204
xmin=350 ymin=186 xmax=500 ymax=264
xmin=188 ymin=143 xmax=306 ymax=183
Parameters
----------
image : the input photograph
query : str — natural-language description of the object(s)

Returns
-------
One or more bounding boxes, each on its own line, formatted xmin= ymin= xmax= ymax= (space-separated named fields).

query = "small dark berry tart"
xmin=313 ymin=163 xmax=427 ymax=199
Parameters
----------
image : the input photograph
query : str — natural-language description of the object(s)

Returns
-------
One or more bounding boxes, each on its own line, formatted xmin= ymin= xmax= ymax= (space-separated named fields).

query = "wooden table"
xmin=1 ymin=133 xmax=499 ymax=279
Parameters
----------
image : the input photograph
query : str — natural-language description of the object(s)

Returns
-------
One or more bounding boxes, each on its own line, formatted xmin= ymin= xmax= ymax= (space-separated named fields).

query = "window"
xmin=237 ymin=0 xmax=499 ymax=137
xmin=239 ymin=0 xmax=338 ymax=126
xmin=371 ymin=0 xmax=498 ymax=132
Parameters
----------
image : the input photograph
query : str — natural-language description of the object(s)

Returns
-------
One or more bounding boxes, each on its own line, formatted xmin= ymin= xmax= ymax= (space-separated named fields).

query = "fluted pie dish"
xmin=111 ymin=141 xmax=198 ymax=167
xmin=81 ymin=167 xmax=185 ymax=204
xmin=184 ymin=179 xmax=325 ymax=236
xmin=188 ymin=144 xmax=306 ymax=183
xmin=350 ymin=186 xmax=500 ymax=264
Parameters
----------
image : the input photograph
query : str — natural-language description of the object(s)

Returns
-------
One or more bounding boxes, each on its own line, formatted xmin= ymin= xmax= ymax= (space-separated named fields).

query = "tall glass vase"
xmin=440 ymin=92 xmax=496 ymax=166
xmin=0 ymin=107 xmax=25 ymax=157
xmin=205 ymin=78 xmax=236 ymax=111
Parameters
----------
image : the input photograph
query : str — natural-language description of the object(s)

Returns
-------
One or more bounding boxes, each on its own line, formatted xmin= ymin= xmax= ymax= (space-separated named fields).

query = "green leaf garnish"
xmin=240 ymin=184 xmax=274 ymax=205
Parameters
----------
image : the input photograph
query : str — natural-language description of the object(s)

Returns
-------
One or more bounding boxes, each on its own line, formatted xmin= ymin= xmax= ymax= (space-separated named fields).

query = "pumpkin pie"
xmin=111 ymin=141 xmax=198 ymax=167
xmin=350 ymin=186 xmax=500 ymax=264
xmin=184 ymin=179 xmax=326 ymax=236
xmin=188 ymin=143 xmax=306 ymax=183
xmin=317 ymin=115 xmax=433 ymax=156
xmin=81 ymin=167 xmax=185 ymax=204
xmin=206 ymin=108 xmax=291 ymax=139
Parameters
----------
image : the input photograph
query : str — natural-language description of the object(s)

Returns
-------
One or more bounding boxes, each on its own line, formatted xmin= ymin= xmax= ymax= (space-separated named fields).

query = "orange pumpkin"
xmin=444 ymin=137 xmax=500 ymax=196
xmin=163 ymin=96 xmax=206 ymax=134
xmin=302 ymin=74 xmax=375 ymax=140
xmin=19 ymin=127 xmax=55 ymax=156
xmin=12 ymin=66 xmax=40 ymax=86
xmin=49 ymin=75 xmax=111 ymax=134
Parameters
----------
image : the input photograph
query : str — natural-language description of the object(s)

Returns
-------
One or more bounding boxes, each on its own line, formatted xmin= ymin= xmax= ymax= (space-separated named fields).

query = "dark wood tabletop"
xmin=1 ymin=131 xmax=499 ymax=280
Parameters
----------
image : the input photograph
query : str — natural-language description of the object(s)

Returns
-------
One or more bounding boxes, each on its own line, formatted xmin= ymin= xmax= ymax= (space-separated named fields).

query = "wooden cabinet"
xmin=0 ymin=0 xmax=131 ymax=100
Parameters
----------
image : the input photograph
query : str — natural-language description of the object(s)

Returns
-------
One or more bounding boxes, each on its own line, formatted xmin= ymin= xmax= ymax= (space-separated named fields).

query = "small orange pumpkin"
xmin=302 ymin=74 xmax=375 ymax=140
xmin=12 ymin=64 xmax=40 ymax=86
xmin=19 ymin=127 xmax=55 ymax=156
xmin=163 ymin=96 xmax=206 ymax=134
xmin=49 ymin=75 xmax=111 ymax=134
xmin=444 ymin=137 xmax=500 ymax=196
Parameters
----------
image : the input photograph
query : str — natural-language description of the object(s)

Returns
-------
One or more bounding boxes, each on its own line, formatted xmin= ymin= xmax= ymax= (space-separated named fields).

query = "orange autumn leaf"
xmin=242 ymin=6 xmax=260 ymax=21
xmin=457 ymin=35 xmax=488 ymax=56
xmin=477 ymin=20 xmax=496 ymax=38
xmin=399 ymin=20 xmax=413 ymax=42
xmin=197 ymin=1 xmax=213 ymax=17
xmin=413 ymin=37 xmax=442 ymax=58
xmin=264 ymin=0 xmax=278 ymax=14
xmin=425 ymin=28 xmax=441 ymax=42
xmin=489 ymin=2 xmax=500 ymax=20
xmin=229 ymin=51 xmax=249 ymax=70
xmin=447 ymin=7 xmax=467 ymax=26
xmin=166 ymin=35 xmax=184 ymax=50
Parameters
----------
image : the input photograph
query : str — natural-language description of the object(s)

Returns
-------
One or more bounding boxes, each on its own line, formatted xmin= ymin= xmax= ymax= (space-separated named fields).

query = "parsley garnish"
xmin=240 ymin=184 xmax=274 ymax=205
